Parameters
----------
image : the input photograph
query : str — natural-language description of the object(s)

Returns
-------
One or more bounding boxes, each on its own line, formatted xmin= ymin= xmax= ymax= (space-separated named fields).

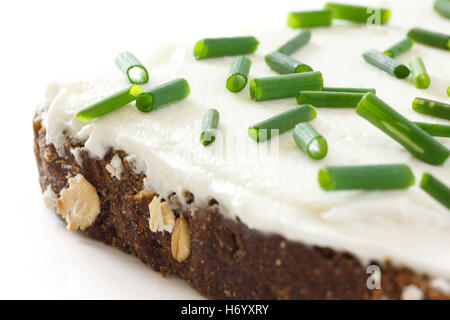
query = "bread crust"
xmin=33 ymin=116 xmax=449 ymax=300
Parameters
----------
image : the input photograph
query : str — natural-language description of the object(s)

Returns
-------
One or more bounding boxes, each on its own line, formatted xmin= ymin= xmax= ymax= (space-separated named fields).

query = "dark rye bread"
xmin=33 ymin=115 xmax=450 ymax=300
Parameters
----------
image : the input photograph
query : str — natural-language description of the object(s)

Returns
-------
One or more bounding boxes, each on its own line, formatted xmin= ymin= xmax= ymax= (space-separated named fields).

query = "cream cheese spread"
xmin=42 ymin=2 xmax=450 ymax=279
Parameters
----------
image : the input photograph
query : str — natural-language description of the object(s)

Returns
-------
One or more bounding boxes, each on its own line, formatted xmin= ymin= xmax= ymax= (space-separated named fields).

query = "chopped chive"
xmin=135 ymin=78 xmax=190 ymax=112
xmin=250 ymin=71 xmax=323 ymax=101
xmin=115 ymin=52 xmax=149 ymax=84
xmin=448 ymin=86 xmax=450 ymax=97
xmin=325 ymin=3 xmax=391 ymax=25
xmin=226 ymin=56 xmax=251 ymax=93
xmin=384 ymin=38 xmax=414 ymax=58
xmin=323 ymin=87 xmax=376 ymax=94
xmin=420 ymin=173 xmax=450 ymax=210
xmin=414 ymin=122 xmax=450 ymax=138
xmin=412 ymin=97 xmax=450 ymax=120
xmin=248 ymin=104 xmax=317 ymax=142
xmin=293 ymin=123 xmax=328 ymax=160
xmin=193 ymin=36 xmax=259 ymax=60
xmin=435 ymin=0 xmax=450 ymax=19
xmin=407 ymin=28 xmax=450 ymax=50
xmin=201 ymin=109 xmax=220 ymax=146
xmin=363 ymin=49 xmax=410 ymax=79
xmin=277 ymin=30 xmax=311 ymax=55
xmin=76 ymin=85 xmax=143 ymax=122
xmin=287 ymin=10 xmax=333 ymax=28
xmin=319 ymin=164 xmax=415 ymax=191
xmin=265 ymin=51 xmax=313 ymax=75
xmin=409 ymin=57 xmax=430 ymax=89
xmin=356 ymin=93 xmax=449 ymax=165
xmin=296 ymin=91 xmax=364 ymax=108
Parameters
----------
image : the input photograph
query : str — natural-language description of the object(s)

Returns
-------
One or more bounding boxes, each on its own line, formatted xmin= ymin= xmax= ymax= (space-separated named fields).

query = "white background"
xmin=0 ymin=0 xmax=446 ymax=299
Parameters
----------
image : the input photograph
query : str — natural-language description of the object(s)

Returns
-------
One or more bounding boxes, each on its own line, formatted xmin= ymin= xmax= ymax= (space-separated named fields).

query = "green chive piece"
xmin=407 ymin=27 xmax=450 ymax=50
xmin=250 ymin=71 xmax=323 ymax=102
xmin=409 ymin=57 xmax=430 ymax=89
xmin=226 ymin=56 xmax=251 ymax=93
xmin=384 ymin=38 xmax=414 ymax=58
xmin=412 ymin=97 xmax=450 ymax=120
xmin=277 ymin=30 xmax=312 ymax=55
xmin=325 ymin=3 xmax=391 ymax=25
xmin=363 ymin=49 xmax=410 ymax=79
xmin=248 ymin=104 xmax=317 ymax=142
xmin=414 ymin=122 xmax=450 ymax=138
xmin=201 ymin=109 xmax=220 ymax=146
xmin=323 ymin=87 xmax=376 ymax=94
xmin=115 ymin=52 xmax=149 ymax=84
xmin=421 ymin=173 xmax=450 ymax=210
xmin=319 ymin=164 xmax=415 ymax=191
xmin=193 ymin=37 xmax=259 ymax=60
xmin=296 ymin=91 xmax=364 ymax=108
xmin=293 ymin=123 xmax=328 ymax=160
xmin=265 ymin=51 xmax=313 ymax=75
xmin=287 ymin=10 xmax=333 ymax=28
xmin=435 ymin=0 xmax=450 ymax=19
xmin=135 ymin=78 xmax=190 ymax=112
xmin=356 ymin=93 xmax=449 ymax=166
xmin=448 ymin=86 xmax=450 ymax=97
xmin=76 ymin=85 xmax=143 ymax=122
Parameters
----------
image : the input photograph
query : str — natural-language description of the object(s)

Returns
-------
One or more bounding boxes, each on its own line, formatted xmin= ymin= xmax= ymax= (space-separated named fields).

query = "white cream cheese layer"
xmin=43 ymin=7 xmax=450 ymax=279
